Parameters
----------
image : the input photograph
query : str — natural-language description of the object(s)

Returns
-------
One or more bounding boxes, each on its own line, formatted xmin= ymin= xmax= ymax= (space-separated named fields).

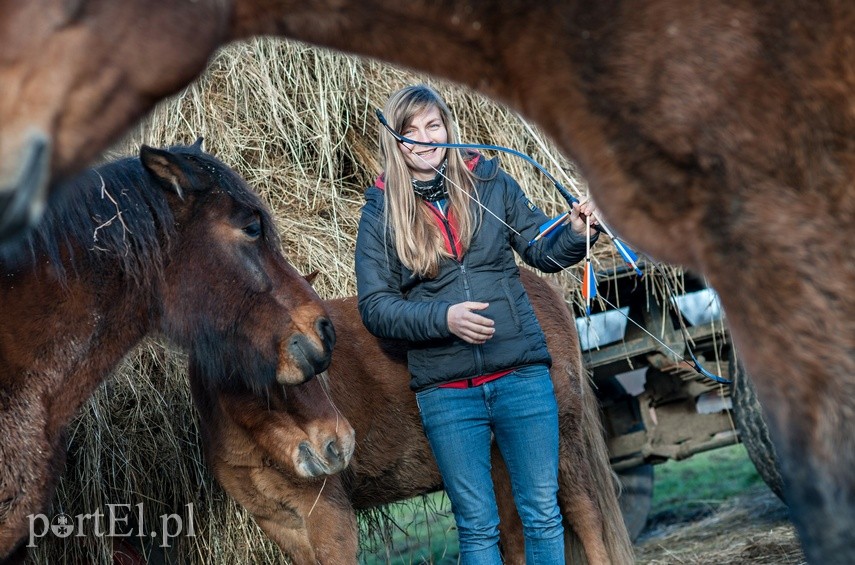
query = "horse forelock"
xmin=0 ymin=156 xmax=174 ymax=292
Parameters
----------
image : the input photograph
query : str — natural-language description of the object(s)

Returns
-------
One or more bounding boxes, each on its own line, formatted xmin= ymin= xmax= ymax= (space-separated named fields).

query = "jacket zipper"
xmin=428 ymin=204 xmax=459 ymax=261
xmin=428 ymin=202 xmax=483 ymax=375
xmin=460 ymin=262 xmax=484 ymax=376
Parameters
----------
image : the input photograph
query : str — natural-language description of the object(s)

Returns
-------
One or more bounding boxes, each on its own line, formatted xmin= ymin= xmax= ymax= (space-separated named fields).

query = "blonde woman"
xmin=355 ymin=84 xmax=598 ymax=564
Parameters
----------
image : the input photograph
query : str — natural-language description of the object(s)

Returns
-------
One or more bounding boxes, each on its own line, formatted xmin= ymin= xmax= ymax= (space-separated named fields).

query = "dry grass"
xmin=109 ymin=37 xmax=655 ymax=302
xmin=636 ymin=487 xmax=805 ymax=565
xmin=32 ymin=37 xmax=692 ymax=563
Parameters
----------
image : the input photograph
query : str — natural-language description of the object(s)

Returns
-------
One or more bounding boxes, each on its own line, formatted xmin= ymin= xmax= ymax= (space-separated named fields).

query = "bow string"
xmin=375 ymin=109 xmax=729 ymax=384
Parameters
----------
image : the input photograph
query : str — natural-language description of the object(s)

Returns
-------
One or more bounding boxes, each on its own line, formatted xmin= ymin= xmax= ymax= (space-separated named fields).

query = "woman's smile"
xmin=400 ymin=106 xmax=448 ymax=180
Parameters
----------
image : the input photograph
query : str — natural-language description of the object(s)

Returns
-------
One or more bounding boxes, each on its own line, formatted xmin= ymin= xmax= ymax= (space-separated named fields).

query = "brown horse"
xmin=2 ymin=2 xmax=854 ymax=563
xmin=190 ymin=269 xmax=633 ymax=564
xmin=189 ymin=363 xmax=359 ymax=563
xmin=0 ymin=140 xmax=340 ymax=562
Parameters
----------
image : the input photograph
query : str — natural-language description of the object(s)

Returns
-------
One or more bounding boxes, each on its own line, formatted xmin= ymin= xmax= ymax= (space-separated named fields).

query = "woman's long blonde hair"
xmin=378 ymin=85 xmax=479 ymax=278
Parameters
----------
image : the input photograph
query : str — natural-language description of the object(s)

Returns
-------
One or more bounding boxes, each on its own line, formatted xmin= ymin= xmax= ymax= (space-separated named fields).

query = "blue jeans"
xmin=415 ymin=365 xmax=564 ymax=565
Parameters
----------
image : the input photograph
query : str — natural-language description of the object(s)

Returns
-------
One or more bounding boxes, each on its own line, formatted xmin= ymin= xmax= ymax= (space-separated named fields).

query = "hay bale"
xmin=32 ymin=37 xmax=682 ymax=563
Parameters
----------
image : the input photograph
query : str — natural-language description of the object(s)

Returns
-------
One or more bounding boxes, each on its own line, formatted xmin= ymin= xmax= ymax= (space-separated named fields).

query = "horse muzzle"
xmin=294 ymin=426 xmax=356 ymax=478
xmin=0 ymin=131 xmax=50 ymax=242
xmin=277 ymin=317 xmax=336 ymax=385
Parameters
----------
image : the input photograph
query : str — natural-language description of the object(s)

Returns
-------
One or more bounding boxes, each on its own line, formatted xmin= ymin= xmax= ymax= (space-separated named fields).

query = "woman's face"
xmin=398 ymin=105 xmax=448 ymax=180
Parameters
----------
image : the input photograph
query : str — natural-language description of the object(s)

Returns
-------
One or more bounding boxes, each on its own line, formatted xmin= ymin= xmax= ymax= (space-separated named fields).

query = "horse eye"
xmin=242 ymin=221 xmax=262 ymax=240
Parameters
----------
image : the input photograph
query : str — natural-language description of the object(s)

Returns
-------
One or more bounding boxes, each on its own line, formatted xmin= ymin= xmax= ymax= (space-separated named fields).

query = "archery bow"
xmin=376 ymin=109 xmax=643 ymax=274
xmin=374 ymin=108 xmax=729 ymax=384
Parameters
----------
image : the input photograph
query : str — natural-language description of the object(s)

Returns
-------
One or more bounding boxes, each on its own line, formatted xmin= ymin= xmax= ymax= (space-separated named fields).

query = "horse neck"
xmin=2 ymin=259 xmax=160 ymax=432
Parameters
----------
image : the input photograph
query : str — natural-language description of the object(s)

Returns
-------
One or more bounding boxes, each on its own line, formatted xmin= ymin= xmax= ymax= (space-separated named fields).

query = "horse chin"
xmin=0 ymin=131 xmax=50 ymax=242
xmin=275 ymin=364 xmax=316 ymax=386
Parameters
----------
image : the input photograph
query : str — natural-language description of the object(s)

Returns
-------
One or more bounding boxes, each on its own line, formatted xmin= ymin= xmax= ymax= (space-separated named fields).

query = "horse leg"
xmin=216 ymin=464 xmax=319 ymax=564
xmin=0 ymin=391 xmax=58 ymax=558
xmin=253 ymin=517 xmax=318 ymax=564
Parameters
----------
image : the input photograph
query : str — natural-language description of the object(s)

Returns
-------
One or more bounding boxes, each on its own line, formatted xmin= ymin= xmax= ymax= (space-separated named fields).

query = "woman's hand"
xmin=447 ymin=302 xmax=495 ymax=344
xmin=568 ymin=199 xmax=600 ymax=235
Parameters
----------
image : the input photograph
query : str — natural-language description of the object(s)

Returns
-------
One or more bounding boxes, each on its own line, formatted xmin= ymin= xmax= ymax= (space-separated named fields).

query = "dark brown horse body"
xmin=0 ymin=142 xmax=339 ymax=561
xmin=2 ymin=2 xmax=854 ymax=563
xmin=192 ymin=269 xmax=633 ymax=564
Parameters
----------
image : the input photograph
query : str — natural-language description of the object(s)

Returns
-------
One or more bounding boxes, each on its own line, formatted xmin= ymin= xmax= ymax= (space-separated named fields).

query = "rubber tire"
xmin=729 ymin=349 xmax=786 ymax=502
xmin=616 ymin=464 xmax=654 ymax=541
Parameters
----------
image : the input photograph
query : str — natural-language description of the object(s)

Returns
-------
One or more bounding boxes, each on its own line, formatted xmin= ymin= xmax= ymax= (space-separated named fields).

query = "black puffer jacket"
xmin=355 ymin=154 xmax=595 ymax=392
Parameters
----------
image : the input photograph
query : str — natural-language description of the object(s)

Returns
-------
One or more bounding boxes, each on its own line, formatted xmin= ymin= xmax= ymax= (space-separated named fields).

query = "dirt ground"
xmin=634 ymin=485 xmax=806 ymax=564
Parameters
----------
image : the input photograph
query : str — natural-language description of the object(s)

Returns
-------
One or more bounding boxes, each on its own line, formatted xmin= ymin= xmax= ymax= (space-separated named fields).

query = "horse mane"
xmin=26 ymin=156 xmax=175 ymax=289
xmin=1 ymin=143 xmax=277 ymax=293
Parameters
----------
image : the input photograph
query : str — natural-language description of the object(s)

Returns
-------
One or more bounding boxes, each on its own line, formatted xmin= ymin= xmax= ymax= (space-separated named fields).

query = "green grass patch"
xmin=648 ymin=443 xmax=765 ymax=524
xmin=358 ymin=443 xmax=765 ymax=562
xmin=358 ymin=492 xmax=458 ymax=565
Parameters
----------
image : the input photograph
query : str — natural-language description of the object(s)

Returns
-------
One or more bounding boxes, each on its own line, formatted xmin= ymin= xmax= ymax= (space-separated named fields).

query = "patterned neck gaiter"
xmin=411 ymin=160 xmax=449 ymax=202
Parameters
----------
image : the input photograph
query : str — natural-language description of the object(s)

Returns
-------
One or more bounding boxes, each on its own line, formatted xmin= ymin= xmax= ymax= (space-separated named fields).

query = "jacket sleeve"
xmin=355 ymin=201 xmax=453 ymax=342
xmin=500 ymin=171 xmax=598 ymax=272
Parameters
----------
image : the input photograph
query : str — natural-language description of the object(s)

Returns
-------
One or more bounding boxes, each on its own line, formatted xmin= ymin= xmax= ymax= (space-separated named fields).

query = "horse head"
xmin=141 ymin=139 xmax=335 ymax=392
xmin=0 ymin=0 xmax=229 ymax=241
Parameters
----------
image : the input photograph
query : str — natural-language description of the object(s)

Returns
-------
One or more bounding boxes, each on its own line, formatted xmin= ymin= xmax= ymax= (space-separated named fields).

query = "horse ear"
xmin=140 ymin=145 xmax=190 ymax=199
xmin=304 ymin=270 xmax=320 ymax=286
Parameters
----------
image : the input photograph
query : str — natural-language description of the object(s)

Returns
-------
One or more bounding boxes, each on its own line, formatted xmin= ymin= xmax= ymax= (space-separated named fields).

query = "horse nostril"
xmin=288 ymin=333 xmax=329 ymax=378
xmin=325 ymin=438 xmax=340 ymax=461
xmin=298 ymin=442 xmax=326 ymax=478
xmin=316 ymin=317 xmax=336 ymax=351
